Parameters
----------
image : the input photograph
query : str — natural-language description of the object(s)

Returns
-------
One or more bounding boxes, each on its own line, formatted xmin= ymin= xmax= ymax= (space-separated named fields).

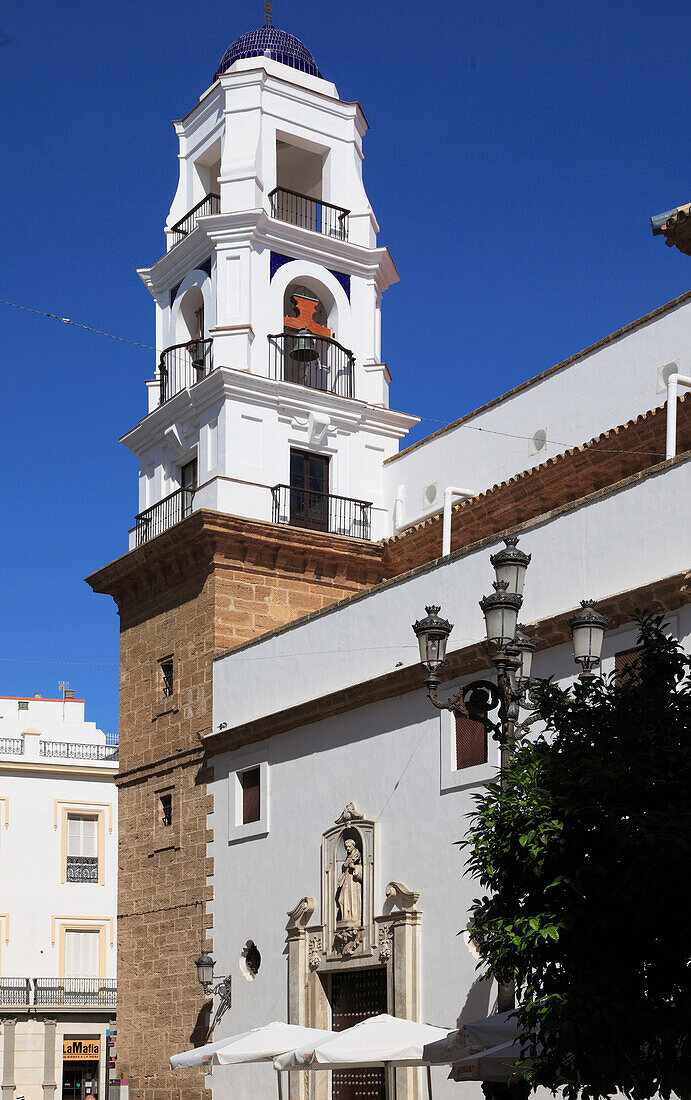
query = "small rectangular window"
xmin=455 ymin=715 xmax=487 ymax=770
xmin=159 ymin=657 xmax=174 ymax=698
xmin=18 ymin=700 xmax=28 ymax=711
xmin=159 ymin=793 xmax=173 ymax=828
xmin=240 ymin=767 xmax=261 ymax=824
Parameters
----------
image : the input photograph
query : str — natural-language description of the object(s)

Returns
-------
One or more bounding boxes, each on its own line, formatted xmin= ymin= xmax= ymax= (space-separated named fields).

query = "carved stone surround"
xmin=285 ymin=804 xmax=422 ymax=1100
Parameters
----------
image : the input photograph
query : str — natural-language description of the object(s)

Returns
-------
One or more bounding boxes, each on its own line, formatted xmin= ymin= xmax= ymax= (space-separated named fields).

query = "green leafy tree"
xmin=465 ymin=614 xmax=691 ymax=1100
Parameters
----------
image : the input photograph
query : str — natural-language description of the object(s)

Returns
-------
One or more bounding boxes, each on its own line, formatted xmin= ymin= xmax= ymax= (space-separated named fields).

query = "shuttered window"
xmin=240 ymin=768 xmax=260 ymax=824
xmin=455 ymin=715 xmax=488 ymax=770
xmin=64 ymin=931 xmax=100 ymax=978
xmin=67 ymin=816 xmax=97 ymax=857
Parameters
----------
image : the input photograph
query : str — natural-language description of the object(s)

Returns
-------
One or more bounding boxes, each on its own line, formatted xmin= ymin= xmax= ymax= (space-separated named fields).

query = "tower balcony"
xmin=159 ymin=338 xmax=214 ymax=405
xmin=272 ymin=485 xmax=372 ymax=540
xmin=269 ymin=187 xmax=350 ymax=241
xmin=268 ymin=333 xmax=354 ymax=399
xmin=132 ymin=487 xmax=194 ymax=547
xmin=170 ymin=193 xmax=220 ymax=246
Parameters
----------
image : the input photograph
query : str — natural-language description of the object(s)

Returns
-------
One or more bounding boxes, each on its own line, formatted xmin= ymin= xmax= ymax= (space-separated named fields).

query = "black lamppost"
xmin=195 ymin=952 xmax=232 ymax=1037
xmin=412 ymin=536 xmax=609 ymax=1097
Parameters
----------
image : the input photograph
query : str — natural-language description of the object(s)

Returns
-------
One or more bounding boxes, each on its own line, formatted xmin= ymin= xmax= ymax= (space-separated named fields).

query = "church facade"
xmin=86 ymin=13 xmax=691 ymax=1100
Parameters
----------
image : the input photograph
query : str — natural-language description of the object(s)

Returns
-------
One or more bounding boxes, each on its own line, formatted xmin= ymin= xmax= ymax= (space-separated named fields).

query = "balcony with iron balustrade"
xmin=0 ymin=978 xmax=116 ymax=1009
xmin=159 ymin=338 xmax=214 ymax=405
xmin=169 ymin=193 xmax=220 ymax=247
xmin=272 ymin=485 xmax=372 ymax=541
xmin=268 ymin=332 xmax=355 ymax=399
xmin=269 ymin=187 xmax=350 ymax=241
xmin=131 ymin=487 xmax=194 ymax=548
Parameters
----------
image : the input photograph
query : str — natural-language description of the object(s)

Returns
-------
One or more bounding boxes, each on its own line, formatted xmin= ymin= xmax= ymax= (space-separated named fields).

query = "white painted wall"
xmin=385 ymin=294 xmax=691 ymax=530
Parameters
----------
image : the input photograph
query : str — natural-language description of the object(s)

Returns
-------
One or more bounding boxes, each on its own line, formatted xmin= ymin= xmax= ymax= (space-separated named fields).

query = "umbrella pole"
xmin=276 ymin=1069 xmax=283 ymax=1100
xmin=427 ymin=1064 xmax=433 ymax=1100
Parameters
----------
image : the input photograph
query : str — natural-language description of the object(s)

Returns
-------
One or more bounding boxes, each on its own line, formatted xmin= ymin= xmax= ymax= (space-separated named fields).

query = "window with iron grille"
xmin=159 ymin=656 xmax=174 ymax=698
xmin=18 ymin=700 xmax=28 ymax=711
xmin=240 ymin=767 xmax=261 ymax=824
xmin=66 ymin=815 xmax=98 ymax=883
xmin=455 ymin=714 xmax=488 ymax=770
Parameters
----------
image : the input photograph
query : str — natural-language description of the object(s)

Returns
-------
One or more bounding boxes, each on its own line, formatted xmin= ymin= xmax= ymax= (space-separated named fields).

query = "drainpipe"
xmin=442 ymin=486 xmax=475 ymax=557
xmin=665 ymin=373 xmax=691 ymax=459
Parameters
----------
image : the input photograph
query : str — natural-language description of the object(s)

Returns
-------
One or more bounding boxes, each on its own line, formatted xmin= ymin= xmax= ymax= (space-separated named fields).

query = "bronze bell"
xmin=289 ymin=328 xmax=319 ymax=362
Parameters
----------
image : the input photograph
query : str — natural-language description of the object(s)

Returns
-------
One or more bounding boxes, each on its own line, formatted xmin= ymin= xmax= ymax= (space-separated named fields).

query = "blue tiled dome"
xmin=216 ymin=23 xmax=322 ymax=80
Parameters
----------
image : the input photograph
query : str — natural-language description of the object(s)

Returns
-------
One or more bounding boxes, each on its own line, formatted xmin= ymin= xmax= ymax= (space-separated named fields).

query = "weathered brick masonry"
xmin=86 ymin=514 xmax=384 ymax=1100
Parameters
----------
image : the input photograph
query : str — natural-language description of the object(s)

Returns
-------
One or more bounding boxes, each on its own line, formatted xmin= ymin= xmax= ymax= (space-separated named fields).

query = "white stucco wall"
xmin=385 ymin=293 xmax=691 ymax=530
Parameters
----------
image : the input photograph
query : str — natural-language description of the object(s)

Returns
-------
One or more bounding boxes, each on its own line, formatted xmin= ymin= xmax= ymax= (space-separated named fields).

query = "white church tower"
xmin=125 ymin=10 xmax=418 ymax=546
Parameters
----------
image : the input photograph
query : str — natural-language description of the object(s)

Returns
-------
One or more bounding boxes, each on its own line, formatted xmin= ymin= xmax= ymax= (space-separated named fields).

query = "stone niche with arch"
xmin=285 ymin=802 xmax=422 ymax=1100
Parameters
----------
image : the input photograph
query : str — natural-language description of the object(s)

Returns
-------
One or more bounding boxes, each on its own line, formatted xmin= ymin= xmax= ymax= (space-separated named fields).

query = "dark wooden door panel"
xmin=331 ymin=968 xmax=387 ymax=1100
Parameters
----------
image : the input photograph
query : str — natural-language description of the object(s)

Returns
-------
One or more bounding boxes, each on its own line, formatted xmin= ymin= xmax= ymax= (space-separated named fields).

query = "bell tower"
xmin=127 ymin=16 xmax=417 ymax=548
xmin=87 ymin=20 xmax=416 ymax=1100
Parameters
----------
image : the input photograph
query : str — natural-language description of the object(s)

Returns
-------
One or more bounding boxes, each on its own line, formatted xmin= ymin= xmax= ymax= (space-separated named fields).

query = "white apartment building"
xmin=0 ymin=692 xmax=118 ymax=1100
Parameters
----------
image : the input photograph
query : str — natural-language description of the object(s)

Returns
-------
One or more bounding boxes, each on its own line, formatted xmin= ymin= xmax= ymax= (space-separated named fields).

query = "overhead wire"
xmin=0 ymin=296 xmax=670 ymax=458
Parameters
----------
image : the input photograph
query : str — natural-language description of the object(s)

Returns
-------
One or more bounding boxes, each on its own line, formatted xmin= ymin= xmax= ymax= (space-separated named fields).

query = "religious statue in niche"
xmin=333 ymin=827 xmax=364 ymax=956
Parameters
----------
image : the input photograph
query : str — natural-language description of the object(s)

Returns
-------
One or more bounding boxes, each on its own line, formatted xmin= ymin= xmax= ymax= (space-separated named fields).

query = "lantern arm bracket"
xmin=206 ymin=974 xmax=232 ymax=1039
xmin=425 ymin=676 xmax=502 ymax=735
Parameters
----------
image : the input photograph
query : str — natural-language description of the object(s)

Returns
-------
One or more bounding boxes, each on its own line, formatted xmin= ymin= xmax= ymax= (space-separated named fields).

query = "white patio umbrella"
xmin=274 ymin=1013 xmax=453 ymax=1099
xmin=447 ymin=1039 xmax=527 ymax=1083
xmin=170 ymin=1019 xmax=336 ymax=1100
xmin=274 ymin=1014 xmax=451 ymax=1071
xmin=423 ymin=1010 xmax=528 ymax=1084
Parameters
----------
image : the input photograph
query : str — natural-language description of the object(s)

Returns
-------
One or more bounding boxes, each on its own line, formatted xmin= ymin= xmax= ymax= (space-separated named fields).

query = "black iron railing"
xmin=269 ymin=187 xmax=350 ymax=241
xmin=40 ymin=741 xmax=118 ymax=762
xmin=159 ymin=338 xmax=213 ymax=404
xmin=268 ymin=333 xmax=354 ymax=399
xmin=271 ymin=485 xmax=372 ymax=540
xmin=0 ymin=737 xmax=24 ymax=755
xmin=66 ymin=855 xmax=99 ymax=883
xmin=171 ymin=193 xmax=220 ymax=245
xmin=34 ymin=978 xmax=117 ymax=1008
xmin=0 ymin=978 xmax=31 ymax=1006
xmin=134 ymin=488 xmax=194 ymax=547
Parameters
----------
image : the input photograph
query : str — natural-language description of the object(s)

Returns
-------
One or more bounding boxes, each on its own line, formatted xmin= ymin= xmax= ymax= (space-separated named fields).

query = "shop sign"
xmin=63 ymin=1039 xmax=101 ymax=1060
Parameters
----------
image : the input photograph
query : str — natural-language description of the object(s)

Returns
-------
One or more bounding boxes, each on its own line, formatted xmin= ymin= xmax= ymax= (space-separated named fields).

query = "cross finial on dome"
xmin=263 ymin=1 xmax=273 ymax=26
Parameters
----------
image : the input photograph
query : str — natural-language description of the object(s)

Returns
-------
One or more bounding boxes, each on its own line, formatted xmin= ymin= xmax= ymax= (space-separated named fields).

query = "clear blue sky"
xmin=0 ymin=0 xmax=688 ymax=737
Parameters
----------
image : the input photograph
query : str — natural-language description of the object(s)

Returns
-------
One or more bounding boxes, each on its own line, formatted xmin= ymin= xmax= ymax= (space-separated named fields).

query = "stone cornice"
xmin=85 ymin=509 xmax=385 ymax=609
xmin=203 ymin=568 xmax=690 ymax=755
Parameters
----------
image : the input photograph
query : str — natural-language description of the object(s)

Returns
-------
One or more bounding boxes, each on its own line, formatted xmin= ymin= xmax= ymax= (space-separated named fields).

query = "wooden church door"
xmin=330 ymin=967 xmax=388 ymax=1100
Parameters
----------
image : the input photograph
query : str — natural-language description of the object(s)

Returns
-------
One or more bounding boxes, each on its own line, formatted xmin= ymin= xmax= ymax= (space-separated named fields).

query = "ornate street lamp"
xmin=490 ymin=535 xmax=531 ymax=596
xmin=194 ymin=951 xmax=215 ymax=993
xmin=479 ymin=581 xmax=523 ymax=650
xmin=411 ymin=605 xmax=453 ymax=688
xmin=568 ymin=600 xmax=610 ymax=678
xmin=411 ymin=536 xmax=609 ymax=1060
xmin=195 ymin=952 xmax=232 ymax=1038
xmin=513 ymin=624 xmax=538 ymax=688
